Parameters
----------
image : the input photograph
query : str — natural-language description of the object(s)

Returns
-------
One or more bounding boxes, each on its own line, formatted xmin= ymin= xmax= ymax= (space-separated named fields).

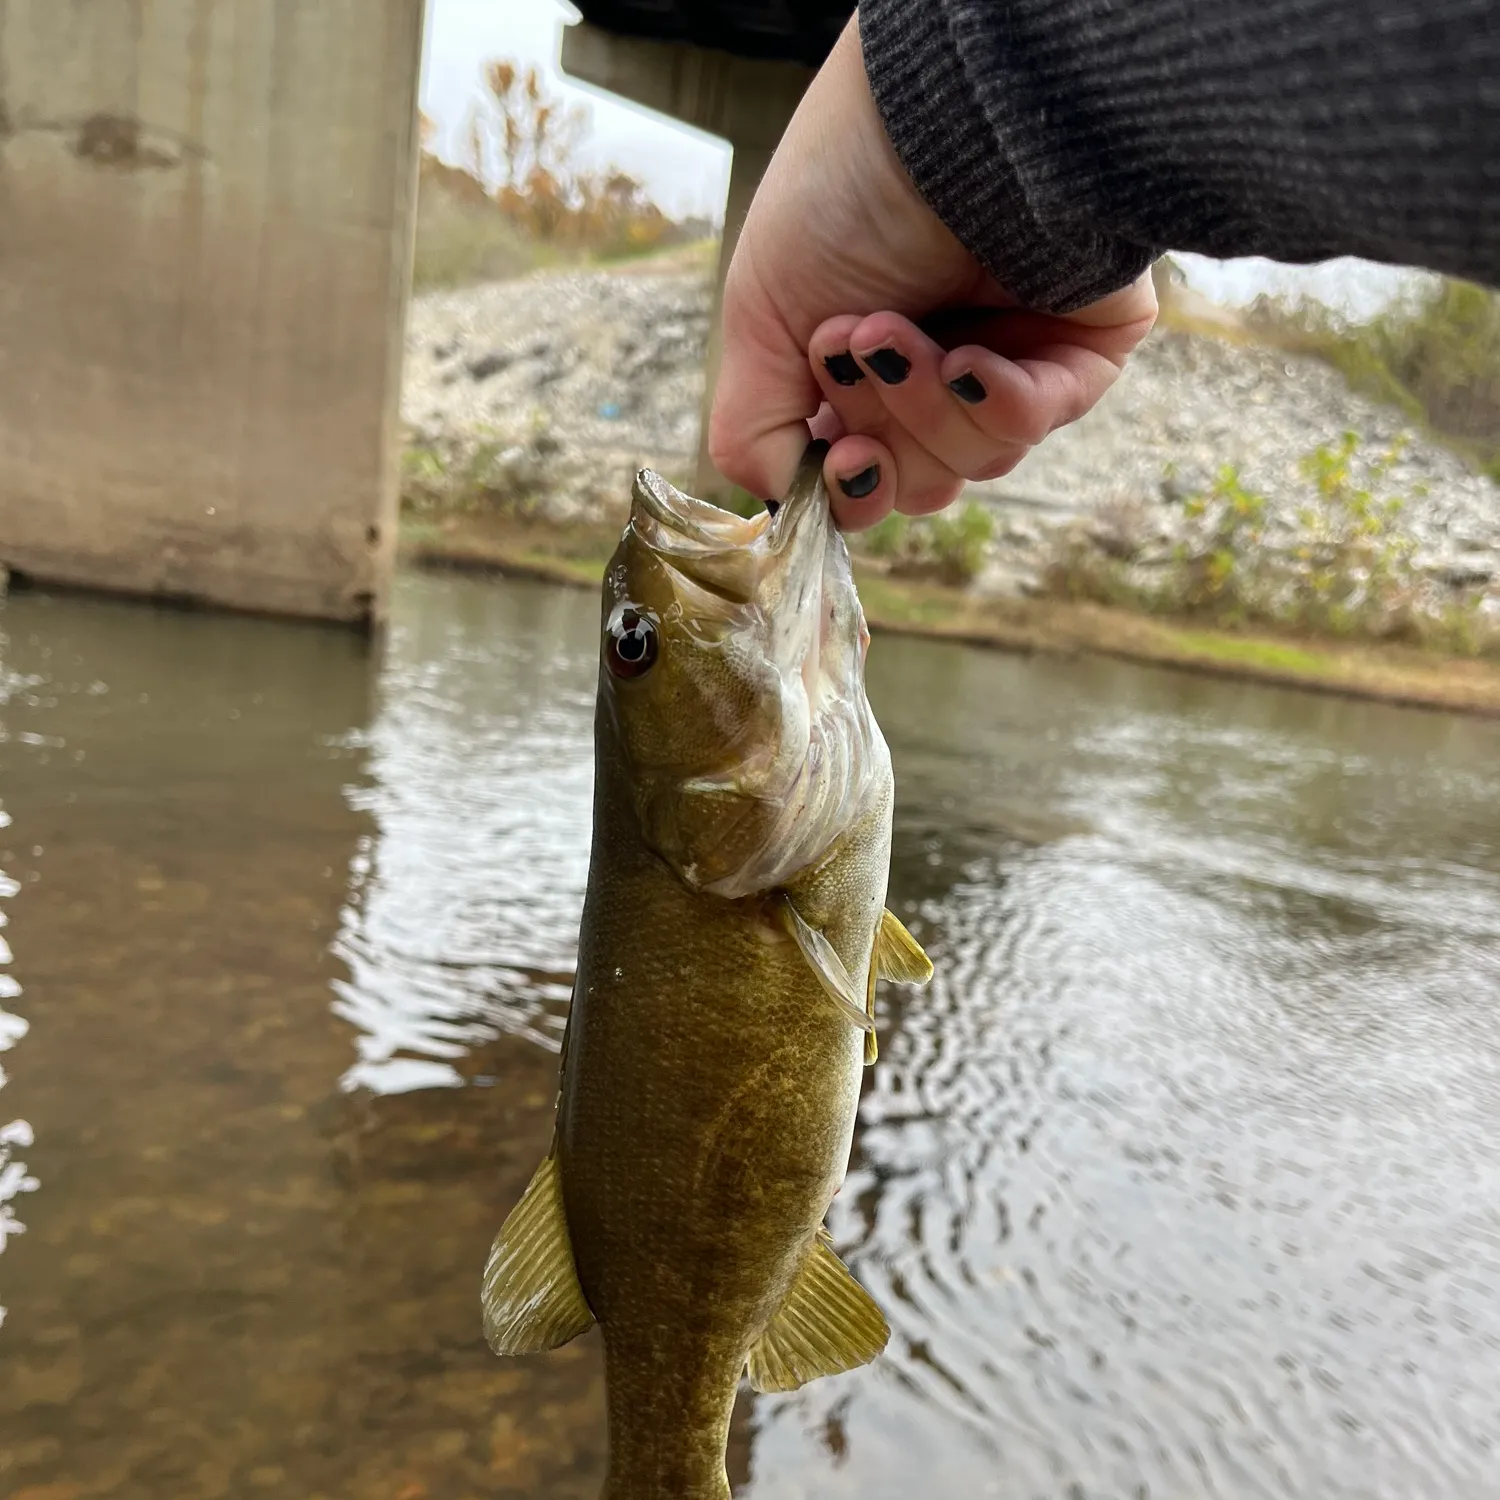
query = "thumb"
xmin=707 ymin=261 xmax=822 ymax=503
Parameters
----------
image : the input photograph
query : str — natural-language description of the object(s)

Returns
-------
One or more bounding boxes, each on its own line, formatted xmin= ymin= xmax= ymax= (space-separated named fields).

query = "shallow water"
xmin=2 ymin=570 xmax=1498 ymax=1500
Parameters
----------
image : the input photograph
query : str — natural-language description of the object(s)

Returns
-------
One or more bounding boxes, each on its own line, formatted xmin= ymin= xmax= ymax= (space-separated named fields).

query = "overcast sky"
xmin=419 ymin=0 xmax=731 ymax=219
xmin=418 ymin=0 xmax=1412 ymax=316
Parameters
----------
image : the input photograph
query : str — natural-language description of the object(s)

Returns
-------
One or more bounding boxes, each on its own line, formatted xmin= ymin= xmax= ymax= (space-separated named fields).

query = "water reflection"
xmin=756 ymin=643 xmax=1500 ymax=1500
xmin=333 ymin=580 xmax=596 ymax=1094
xmin=0 ymin=616 xmax=39 ymax=1329
xmin=0 ymin=570 xmax=1498 ymax=1500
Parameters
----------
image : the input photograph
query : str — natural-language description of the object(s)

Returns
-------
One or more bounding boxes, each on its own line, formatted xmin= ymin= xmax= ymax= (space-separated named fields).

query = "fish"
xmin=480 ymin=440 xmax=933 ymax=1499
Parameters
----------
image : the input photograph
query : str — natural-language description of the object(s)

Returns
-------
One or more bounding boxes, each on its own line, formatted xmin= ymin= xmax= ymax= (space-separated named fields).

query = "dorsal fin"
xmin=746 ymin=1227 xmax=890 ymax=1393
xmin=481 ymin=1153 xmax=595 ymax=1355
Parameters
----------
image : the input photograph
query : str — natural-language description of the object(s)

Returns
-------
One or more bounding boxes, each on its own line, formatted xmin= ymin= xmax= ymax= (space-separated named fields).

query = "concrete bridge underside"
xmin=0 ymin=1 xmax=426 ymax=625
xmin=0 ymin=2 xmax=822 ymax=624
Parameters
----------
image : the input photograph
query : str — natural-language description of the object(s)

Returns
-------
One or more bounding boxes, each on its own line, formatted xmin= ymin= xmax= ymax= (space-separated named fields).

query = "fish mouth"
xmin=629 ymin=470 xmax=769 ymax=605
xmin=631 ymin=468 xmax=770 ymax=550
xmin=628 ymin=442 xmax=833 ymax=607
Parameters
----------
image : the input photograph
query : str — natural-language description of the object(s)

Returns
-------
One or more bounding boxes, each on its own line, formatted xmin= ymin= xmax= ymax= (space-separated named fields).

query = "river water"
xmin=2 ymin=570 xmax=1498 ymax=1500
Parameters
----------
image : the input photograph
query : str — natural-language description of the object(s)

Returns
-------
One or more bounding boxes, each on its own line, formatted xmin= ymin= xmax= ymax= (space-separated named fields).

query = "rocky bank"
xmin=401 ymin=262 xmax=710 ymax=525
xmin=400 ymin=261 xmax=1500 ymax=599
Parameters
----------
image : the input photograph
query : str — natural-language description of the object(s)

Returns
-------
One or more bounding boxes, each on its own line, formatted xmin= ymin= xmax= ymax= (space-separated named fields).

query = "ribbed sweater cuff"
xmin=859 ymin=0 xmax=1157 ymax=314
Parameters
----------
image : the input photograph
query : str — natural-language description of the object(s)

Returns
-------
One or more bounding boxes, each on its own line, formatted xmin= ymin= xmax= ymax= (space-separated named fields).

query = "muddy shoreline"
xmin=400 ymin=516 xmax=1500 ymax=720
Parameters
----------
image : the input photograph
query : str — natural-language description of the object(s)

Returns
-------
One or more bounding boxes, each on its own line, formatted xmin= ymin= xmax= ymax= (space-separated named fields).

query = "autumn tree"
xmin=459 ymin=59 xmax=676 ymax=256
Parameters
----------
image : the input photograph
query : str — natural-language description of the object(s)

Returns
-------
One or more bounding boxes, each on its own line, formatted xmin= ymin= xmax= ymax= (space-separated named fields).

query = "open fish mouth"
xmin=628 ymin=470 xmax=769 ymax=606
xmin=631 ymin=467 xmax=770 ymax=550
xmin=627 ymin=444 xmax=835 ymax=610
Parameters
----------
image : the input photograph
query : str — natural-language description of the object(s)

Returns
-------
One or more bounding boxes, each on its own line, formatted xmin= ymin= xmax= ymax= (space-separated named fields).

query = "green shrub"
xmin=1171 ymin=462 xmax=1268 ymax=619
xmin=1043 ymin=529 xmax=1145 ymax=609
xmin=927 ymin=504 xmax=997 ymax=583
xmin=861 ymin=512 xmax=909 ymax=560
xmin=855 ymin=502 xmax=995 ymax=586
xmin=399 ymin=428 xmax=548 ymax=518
xmin=1281 ymin=431 xmax=1421 ymax=636
xmin=1042 ymin=433 xmax=1498 ymax=657
xmin=1252 ymin=278 xmax=1500 ymax=477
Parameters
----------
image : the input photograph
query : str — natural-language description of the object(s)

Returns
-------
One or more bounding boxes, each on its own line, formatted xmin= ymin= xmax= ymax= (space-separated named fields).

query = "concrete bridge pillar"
xmin=559 ymin=23 xmax=811 ymax=499
xmin=0 ymin=0 xmax=426 ymax=625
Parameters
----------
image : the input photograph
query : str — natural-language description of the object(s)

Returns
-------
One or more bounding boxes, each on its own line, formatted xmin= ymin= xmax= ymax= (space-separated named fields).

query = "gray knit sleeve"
xmin=859 ymin=0 xmax=1500 ymax=315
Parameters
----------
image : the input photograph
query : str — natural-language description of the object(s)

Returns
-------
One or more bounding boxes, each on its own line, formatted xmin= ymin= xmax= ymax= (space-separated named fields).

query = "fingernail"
xmin=859 ymin=348 xmax=910 ymax=385
xmin=823 ymin=352 xmax=864 ymax=386
xmin=947 ymin=371 xmax=987 ymax=404
xmin=838 ymin=464 xmax=880 ymax=500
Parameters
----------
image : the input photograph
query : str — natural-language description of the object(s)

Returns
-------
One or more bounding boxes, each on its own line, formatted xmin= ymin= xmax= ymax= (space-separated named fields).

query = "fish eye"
xmin=606 ymin=607 xmax=659 ymax=679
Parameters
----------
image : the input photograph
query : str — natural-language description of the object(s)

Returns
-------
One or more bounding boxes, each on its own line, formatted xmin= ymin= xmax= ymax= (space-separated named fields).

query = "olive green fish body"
xmin=481 ymin=447 xmax=932 ymax=1499
xmin=563 ymin=761 xmax=888 ymax=1498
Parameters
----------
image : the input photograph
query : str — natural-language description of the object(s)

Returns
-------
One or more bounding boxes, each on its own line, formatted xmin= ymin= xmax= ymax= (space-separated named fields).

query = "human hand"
xmin=707 ymin=13 xmax=1158 ymax=530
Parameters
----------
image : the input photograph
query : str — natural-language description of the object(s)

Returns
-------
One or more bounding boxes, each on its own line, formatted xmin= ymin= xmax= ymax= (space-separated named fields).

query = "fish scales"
xmin=481 ymin=443 xmax=932 ymax=1499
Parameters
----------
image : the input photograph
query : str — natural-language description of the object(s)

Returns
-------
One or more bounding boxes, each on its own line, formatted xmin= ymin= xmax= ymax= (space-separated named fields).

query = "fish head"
xmin=596 ymin=443 xmax=889 ymax=898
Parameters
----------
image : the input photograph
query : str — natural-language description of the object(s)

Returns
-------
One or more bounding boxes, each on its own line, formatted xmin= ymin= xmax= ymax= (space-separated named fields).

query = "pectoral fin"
xmin=481 ymin=1153 xmax=595 ymax=1356
xmin=863 ymin=910 xmax=934 ymax=1065
xmin=876 ymin=908 xmax=934 ymax=985
xmin=746 ymin=1227 xmax=890 ymax=1393
xmin=776 ymin=897 xmax=874 ymax=1034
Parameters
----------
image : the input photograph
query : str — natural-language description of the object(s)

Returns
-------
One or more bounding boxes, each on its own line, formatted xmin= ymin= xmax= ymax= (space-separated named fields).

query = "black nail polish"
xmin=823 ymin=352 xmax=864 ymax=386
xmin=860 ymin=348 xmax=910 ymax=385
xmin=948 ymin=371 xmax=987 ymax=404
xmin=838 ymin=464 xmax=880 ymax=500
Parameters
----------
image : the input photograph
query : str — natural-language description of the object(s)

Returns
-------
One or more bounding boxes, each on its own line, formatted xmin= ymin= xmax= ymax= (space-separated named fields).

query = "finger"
xmin=707 ymin=254 xmax=822 ymax=502
xmin=808 ymin=314 xmax=896 ymax=442
xmin=921 ymin=271 xmax=1156 ymax=359
xmin=1053 ymin=267 xmax=1159 ymax=338
xmin=800 ymin=402 xmax=900 ymax=530
xmin=823 ymin=434 xmax=900 ymax=531
xmin=808 ymin=316 xmax=966 ymax=517
xmin=939 ymin=340 xmax=1127 ymax=447
xmin=846 ymin=312 xmax=1030 ymax=481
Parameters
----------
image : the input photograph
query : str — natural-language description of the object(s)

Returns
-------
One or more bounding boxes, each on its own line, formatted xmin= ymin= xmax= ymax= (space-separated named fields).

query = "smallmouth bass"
xmin=481 ymin=442 xmax=932 ymax=1498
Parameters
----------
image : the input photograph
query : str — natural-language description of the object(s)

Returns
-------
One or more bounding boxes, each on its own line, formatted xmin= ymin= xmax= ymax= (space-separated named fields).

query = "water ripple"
xmin=751 ymin=640 xmax=1500 ymax=1500
xmin=313 ymin=577 xmax=1500 ymax=1497
xmin=0 ymin=681 xmax=37 ymax=1333
xmin=331 ymin=578 xmax=598 ymax=1092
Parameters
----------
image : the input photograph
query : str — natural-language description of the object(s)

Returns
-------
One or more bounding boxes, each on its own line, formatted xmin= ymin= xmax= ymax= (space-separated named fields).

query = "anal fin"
xmin=482 ymin=1152 xmax=596 ymax=1355
xmin=746 ymin=1227 xmax=890 ymax=1393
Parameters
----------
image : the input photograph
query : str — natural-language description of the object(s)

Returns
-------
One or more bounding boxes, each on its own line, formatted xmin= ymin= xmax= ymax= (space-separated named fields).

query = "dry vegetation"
xmin=412 ymin=62 xmax=709 ymax=292
xmin=400 ymin=111 xmax=1500 ymax=686
xmin=1035 ymin=266 xmax=1500 ymax=658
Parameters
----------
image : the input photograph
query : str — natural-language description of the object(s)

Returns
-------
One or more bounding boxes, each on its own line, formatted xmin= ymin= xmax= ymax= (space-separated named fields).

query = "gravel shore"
xmin=401 ymin=263 xmax=1500 ymax=597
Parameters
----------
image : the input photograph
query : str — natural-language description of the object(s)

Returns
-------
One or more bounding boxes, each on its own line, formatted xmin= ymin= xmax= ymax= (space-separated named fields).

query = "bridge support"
xmin=0 ymin=1 xmax=426 ymax=625
xmin=560 ymin=23 xmax=811 ymax=498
